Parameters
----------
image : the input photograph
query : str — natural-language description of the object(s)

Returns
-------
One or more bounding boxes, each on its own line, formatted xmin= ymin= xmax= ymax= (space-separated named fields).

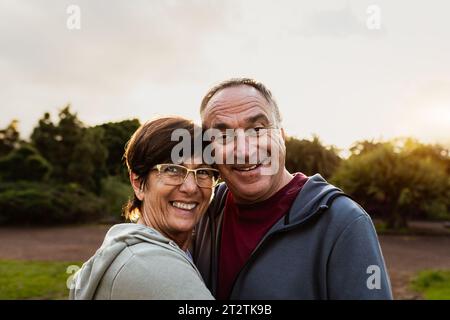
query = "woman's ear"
xmin=130 ymin=172 xmax=144 ymax=201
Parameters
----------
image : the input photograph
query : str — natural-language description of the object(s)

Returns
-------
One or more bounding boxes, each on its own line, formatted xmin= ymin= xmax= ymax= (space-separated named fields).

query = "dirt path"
xmin=1 ymin=225 xmax=449 ymax=299
xmin=379 ymin=235 xmax=450 ymax=299
xmin=0 ymin=225 xmax=110 ymax=261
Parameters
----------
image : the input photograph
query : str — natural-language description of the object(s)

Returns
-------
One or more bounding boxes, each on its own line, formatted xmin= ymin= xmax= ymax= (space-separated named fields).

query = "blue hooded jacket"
xmin=193 ymin=174 xmax=393 ymax=299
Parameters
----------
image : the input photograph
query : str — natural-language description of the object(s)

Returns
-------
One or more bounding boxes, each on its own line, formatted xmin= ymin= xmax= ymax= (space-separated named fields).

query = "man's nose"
xmin=234 ymin=129 xmax=250 ymax=164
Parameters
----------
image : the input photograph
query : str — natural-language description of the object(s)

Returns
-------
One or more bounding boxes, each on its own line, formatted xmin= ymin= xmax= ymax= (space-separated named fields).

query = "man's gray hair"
xmin=200 ymin=78 xmax=282 ymax=123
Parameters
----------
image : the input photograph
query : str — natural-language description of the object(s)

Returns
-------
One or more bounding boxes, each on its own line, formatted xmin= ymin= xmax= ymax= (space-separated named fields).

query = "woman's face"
xmin=138 ymin=162 xmax=214 ymax=239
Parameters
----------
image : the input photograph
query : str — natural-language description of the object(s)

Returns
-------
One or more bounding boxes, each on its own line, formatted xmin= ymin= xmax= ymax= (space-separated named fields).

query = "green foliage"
xmin=0 ymin=260 xmax=81 ymax=299
xmin=30 ymin=106 xmax=111 ymax=192
xmin=100 ymin=175 xmax=133 ymax=222
xmin=68 ymin=127 xmax=108 ymax=192
xmin=31 ymin=105 xmax=83 ymax=182
xmin=285 ymin=135 xmax=341 ymax=178
xmin=96 ymin=119 xmax=140 ymax=179
xmin=0 ymin=144 xmax=51 ymax=182
xmin=30 ymin=112 xmax=58 ymax=163
xmin=0 ymin=182 xmax=105 ymax=225
xmin=411 ymin=270 xmax=450 ymax=300
xmin=31 ymin=106 xmax=84 ymax=183
xmin=0 ymin=120 xmax=20 ymax=157
xmin=0 ymin=106 xmax=141 ymax=225
xmin=331 ymin=139 xmax=450 ymax=229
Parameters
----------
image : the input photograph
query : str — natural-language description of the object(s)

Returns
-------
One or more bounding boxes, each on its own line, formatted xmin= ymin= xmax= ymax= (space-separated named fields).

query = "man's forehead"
xmin=207 ymin=85 xmax=266 ymax=107
xmin=203 ymin=86 xmax=272 ymax=122
xmin=201 ymin=84 xmax=281 ymax=129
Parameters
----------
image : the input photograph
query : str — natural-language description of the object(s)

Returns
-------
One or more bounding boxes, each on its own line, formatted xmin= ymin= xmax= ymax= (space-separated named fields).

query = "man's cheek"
xmin=260 ymin=133 xmax=283 ymax=176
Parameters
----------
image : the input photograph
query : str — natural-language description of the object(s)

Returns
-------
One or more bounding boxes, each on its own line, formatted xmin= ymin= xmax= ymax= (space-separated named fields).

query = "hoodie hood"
xmin=262 ymin=174 xmax=343 ymax=235
xmin=288 ymin=173 xmax=343 ymax=224
xmin=69 ymin=223 xmax=185 ymax=300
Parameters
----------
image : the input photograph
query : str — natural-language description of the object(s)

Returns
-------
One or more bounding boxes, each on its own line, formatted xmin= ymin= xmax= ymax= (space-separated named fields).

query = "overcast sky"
xmin=1 ymin=0 xmax=449 ymax=150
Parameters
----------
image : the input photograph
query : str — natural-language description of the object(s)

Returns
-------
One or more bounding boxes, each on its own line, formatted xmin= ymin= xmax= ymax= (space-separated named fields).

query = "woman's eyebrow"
xmin=187 ymin=164 xmax=212 ymax=169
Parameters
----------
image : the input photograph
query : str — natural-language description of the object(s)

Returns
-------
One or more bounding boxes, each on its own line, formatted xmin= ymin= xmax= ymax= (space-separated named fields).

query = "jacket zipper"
xmin=209 ymin=208 xmax=225 ymax=296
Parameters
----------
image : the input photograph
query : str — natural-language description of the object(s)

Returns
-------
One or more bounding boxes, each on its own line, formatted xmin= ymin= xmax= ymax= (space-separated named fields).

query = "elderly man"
xmin=193 ymin=78 xmax=392 ymax=299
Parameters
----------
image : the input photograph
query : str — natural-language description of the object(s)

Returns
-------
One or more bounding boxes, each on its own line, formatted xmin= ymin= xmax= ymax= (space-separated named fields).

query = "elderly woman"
xmin=69 ymin=116 xmax=218 ymax=299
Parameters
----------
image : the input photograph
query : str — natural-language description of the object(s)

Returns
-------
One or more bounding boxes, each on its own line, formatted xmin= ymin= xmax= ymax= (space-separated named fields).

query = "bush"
xmin=285 ymin=135 xmax=341 ymax=179
xmin=0 ymin=144 xmax=51 ymax=181
xmin=0 ymin=182 xmax=105 ymax=225
xmin=331 ymin=141 xmax=450 ymax=229
xmin=100 ymin=175 xmax=133 ymax=223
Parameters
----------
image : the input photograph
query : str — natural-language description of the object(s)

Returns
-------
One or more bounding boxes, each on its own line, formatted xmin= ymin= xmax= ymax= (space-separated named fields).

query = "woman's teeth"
xmin=171 ymin=201 xmax=197 ymax=210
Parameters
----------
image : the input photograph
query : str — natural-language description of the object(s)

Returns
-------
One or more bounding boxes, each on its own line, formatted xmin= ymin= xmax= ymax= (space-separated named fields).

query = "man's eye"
xmin=248 ymin=127 xmax=266 ymax=136
xmin=253 ymin=127 xmax=268 ymax=136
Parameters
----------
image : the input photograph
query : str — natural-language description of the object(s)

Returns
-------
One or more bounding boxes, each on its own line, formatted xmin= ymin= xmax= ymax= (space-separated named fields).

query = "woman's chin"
xmin=171 ymin=222 xmax=196 ymax=234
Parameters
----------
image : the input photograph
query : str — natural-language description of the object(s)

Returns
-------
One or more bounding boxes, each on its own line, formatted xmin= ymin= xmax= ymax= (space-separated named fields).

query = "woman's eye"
xmin=197 ymin=169 xmax=211 ymax=177
xmin=165 ymin=166 xmax=181 ymax=174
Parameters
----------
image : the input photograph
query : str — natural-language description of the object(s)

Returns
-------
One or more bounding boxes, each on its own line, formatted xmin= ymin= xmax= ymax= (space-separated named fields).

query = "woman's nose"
xmin=179 ymin=172 xmax=198 ymax=193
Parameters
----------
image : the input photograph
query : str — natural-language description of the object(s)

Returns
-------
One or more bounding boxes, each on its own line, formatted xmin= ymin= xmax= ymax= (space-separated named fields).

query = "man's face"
xmin=202 ymin=85 xmax=287 ymax=203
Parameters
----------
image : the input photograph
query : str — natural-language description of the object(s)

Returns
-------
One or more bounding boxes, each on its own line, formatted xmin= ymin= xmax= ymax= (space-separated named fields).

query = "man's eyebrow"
xmin=244 ymin=113 xmax=270 ymax=125
xmin=210 ymin=113 xmax=270 ymax=130
xmin=211 ymin=122 xmax=231 ymax=130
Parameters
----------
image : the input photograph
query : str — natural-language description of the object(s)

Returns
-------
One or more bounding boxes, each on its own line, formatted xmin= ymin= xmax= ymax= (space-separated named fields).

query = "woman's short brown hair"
xmin=123 ymin=116 xmax=205 ymax=221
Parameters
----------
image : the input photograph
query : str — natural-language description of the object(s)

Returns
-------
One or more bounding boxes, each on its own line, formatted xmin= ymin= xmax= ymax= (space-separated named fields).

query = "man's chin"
xmin=228 ymin=179 xmax=272 ymax=203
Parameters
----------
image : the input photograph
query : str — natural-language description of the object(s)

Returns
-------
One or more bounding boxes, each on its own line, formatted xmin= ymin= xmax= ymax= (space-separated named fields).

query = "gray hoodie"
xmin=69 ymin=223 xmax=214 ymax=300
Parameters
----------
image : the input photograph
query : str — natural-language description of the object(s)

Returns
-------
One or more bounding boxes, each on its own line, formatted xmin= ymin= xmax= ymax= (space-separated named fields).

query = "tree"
xmin=331 ymin=140 xmax=450 ymax=229
xmin=349 ymin=139 xmax=383 ymax=156
xmin=0 ymin=144 xmax=52 ymax=182
xmin=285 ymin=135 xmax=341 ymax=179
xmin=96 ymin=119 xmax=140 ymax=179
xmin=31 ymin=105 xmax=84 ymax=182
xmin=0 ymin=120 xmax=20 ymax=157
xmin=68 ymin=127 xmax=108 ymax=192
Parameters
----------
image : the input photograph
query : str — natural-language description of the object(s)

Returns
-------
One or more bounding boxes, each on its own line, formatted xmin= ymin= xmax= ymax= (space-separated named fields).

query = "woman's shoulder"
xmin=104 ymin=243 xmax=213 ymax=299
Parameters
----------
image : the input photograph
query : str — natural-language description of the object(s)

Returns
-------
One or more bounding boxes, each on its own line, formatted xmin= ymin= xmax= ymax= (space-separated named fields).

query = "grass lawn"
xmin=411 ymin=270 xmax=450 ymax=300
xmin=0 ymin=260 xmax=82 ymax=300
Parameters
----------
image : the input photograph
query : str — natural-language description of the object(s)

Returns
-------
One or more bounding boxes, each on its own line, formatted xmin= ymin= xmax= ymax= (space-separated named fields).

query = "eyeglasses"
xmin=213 ymin=126 xmax=277 ymax=145
xmin=152 ymin=164 xmax=220 ymax=189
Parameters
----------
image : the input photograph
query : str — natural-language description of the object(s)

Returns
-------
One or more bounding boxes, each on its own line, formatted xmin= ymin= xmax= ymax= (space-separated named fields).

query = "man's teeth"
xmin=172 ymin=202 xmax=197 ymax=210
xmin=235 ymin=164 xmax=259 ymax=171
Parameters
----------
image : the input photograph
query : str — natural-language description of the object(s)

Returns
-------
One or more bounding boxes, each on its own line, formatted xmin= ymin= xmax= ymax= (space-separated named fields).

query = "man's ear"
xmin=130 ymin=172 xmax=144 ymax=201
xmin=280 ymin=127 xmax=287 ymax=142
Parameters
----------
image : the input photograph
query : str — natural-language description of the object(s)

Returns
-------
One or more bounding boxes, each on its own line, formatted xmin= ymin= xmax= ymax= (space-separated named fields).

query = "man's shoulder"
xmin=290 ymin=178 xmax=371 ymax=235
xmin=320 ymin=192 xmax=374 ymax=239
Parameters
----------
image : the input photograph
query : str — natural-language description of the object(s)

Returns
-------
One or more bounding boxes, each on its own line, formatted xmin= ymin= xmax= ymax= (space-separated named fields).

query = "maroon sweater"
xmin=217 ymin=173 xmax=308 ymax=299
